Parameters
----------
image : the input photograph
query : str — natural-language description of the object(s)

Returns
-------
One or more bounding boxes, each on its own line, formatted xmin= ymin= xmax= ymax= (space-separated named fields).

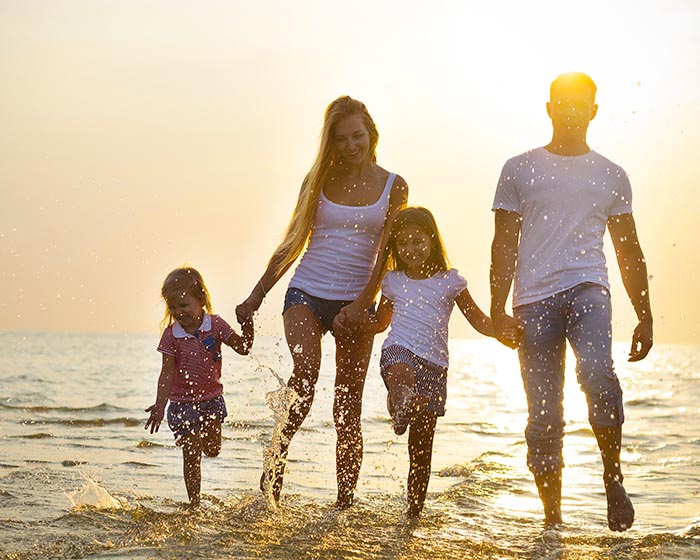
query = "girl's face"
xmin=395 ymin=224 xmax=433 ymax=277
xmin=333 ymin=113 xmax=370 ymax=166
xmin=166 ymin=292 xmax=204 ymax=333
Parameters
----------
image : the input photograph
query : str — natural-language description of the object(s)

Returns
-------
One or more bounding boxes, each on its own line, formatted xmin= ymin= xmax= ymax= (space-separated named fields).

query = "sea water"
xmin=0 ymin=331 xmax=698 ymax=559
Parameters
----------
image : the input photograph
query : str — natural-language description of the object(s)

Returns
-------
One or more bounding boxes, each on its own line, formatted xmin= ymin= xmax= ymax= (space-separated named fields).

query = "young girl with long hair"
xmin=145 ymin=266 xmax=253 ymax=506
xmin=370 ymin=207 xmax=517 ymax=518
xmin=236 ymin=96 xmax=408 ymax=507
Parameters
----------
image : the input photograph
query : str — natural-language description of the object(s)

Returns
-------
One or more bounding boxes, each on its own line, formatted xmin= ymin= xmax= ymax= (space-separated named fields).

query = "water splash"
xmin=250 ymin=352 xmax=300 ymax=509
xmin=66 ymin=474 xmax=124 ymax=510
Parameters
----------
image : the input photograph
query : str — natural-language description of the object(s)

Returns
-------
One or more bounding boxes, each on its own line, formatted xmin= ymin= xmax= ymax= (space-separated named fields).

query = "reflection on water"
xmin=0 ymin=333 xmax=698 ymax=559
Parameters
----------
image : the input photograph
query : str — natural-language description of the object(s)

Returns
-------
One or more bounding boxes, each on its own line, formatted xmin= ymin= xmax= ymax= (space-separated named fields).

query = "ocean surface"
xmin=0 ymin=331 xmax=698 ymax=559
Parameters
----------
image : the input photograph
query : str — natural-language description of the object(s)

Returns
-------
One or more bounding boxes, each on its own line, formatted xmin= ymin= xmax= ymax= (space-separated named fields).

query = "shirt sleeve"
xmin=157 ymin=327 xmax=176 ymax=356
xmin=212 ymin=315 xmax=235 ymax=343
xmin=381 ymin=272 xmax=396 ymax=302
xmin=450 ymin=269 xmax=468 ymax=299
xmin=492 ymin=159 xmax=521 ymax=214
xmin=608 ymin=166 xmax=633 ymax=216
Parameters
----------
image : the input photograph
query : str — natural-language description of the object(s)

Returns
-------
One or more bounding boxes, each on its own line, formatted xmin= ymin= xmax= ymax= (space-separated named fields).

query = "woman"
xmin=236 ymin=96 xmax=407 ymax=507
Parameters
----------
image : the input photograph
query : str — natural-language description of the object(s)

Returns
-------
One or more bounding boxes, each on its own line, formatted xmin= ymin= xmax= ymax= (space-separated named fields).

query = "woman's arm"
xmin=334 ymin=176 xmax=408 ymax=333
xmin=144 ymin=353 xmax=176 ymax=434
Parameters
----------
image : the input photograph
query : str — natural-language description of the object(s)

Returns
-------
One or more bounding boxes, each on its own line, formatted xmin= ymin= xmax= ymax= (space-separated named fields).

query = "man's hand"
xmin=492 ymin=311 xmax=522 ymax=350
xmin=628 ymin=320 xmax=653 ymax=362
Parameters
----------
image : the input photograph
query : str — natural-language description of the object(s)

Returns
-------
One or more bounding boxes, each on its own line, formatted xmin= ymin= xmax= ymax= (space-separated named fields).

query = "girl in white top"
xmin=236 ymin=96 xmax=407 ymax=508
xmin=370 ymin=207 xmax=514 ymax=518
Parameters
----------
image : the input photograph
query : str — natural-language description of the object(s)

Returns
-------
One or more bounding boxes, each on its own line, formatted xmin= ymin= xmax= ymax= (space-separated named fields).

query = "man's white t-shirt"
xmin=492 ymin=147 xmax=633 ymax=308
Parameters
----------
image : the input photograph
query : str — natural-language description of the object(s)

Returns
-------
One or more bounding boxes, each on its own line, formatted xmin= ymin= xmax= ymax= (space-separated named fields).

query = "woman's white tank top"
xmin=288 ymin=173 xmax=397 ymax=300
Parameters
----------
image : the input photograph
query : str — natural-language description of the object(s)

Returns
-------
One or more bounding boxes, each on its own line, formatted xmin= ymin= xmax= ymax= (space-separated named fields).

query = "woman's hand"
xmin=236 ymin=288 xmax=265 ymax=325
xmin=333 ymin=300 xmax=370 ymax=336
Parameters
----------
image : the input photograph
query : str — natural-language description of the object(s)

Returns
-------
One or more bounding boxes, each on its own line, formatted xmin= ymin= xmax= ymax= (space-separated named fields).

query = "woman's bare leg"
xmin=333 ymin=328 xmax=374 ymax=507
xmin=262 ymin=304 xmax=323 ymax=502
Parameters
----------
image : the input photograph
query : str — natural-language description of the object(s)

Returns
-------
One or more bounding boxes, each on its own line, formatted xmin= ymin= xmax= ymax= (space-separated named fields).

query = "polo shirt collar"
xmin=172 ymin=313 xmax=212 ymax=338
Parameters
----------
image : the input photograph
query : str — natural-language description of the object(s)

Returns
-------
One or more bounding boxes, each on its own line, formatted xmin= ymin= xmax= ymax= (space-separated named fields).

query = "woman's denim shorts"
xmin=282 ymin=287 xmax=355 ymax=335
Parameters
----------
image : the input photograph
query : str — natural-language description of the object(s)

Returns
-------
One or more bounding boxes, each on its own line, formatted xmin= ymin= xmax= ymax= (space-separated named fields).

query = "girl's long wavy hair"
xmin=384 ymin=206 xmax=450 ymax=275
xmin=269 ymin=96 xmax=379 ymax=275
xmin=160 ymin=266 xmax=212 ymax=331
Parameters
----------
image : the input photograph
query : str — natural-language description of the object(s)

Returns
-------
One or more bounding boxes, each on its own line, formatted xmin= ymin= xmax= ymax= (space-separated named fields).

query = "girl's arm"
xmin=368 ymin=295 xmax=393 ymax=334
xmin=226 ymin=319 xmax=254 ymax=355
xmin=144 ymin=353 xmax=176 ymax=434
xmin=455 ymin=287 xmax=495 ymax=338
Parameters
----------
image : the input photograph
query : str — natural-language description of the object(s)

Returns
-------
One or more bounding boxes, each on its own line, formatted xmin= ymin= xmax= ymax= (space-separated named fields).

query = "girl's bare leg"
xmin=407 ymin=410 xmax=438 ymax=518
xmin=201 ymin=419 xmax=222 ymax=458
xmin=383 ymin=363 xmax=417 ymax=435
xmin=181 ymin=434 xmax=202 ymax=506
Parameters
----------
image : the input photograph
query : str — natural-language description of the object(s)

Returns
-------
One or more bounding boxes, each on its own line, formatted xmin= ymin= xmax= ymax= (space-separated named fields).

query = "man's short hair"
xmin=550 ymin=72 xmax=597 ymax=99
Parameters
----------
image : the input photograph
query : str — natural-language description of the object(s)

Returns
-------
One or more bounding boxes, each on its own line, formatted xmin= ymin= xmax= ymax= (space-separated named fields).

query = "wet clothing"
xmin=379 ymin=268 xmax=468 ymax=416
xmin=167 ymin=394 xmax=228 ymax=441
xmin=515 ymin=283 xmax=624 ymax=476
xmin=380 ymin=345 xmax=449 ymax=416
xmin=492 ymin=147 xmax=631 ymax=476
xmin=157 ymin=314 xmax=234 ymax=403
xmin=381 ymin=269 xmax=467 ymax=368
xmin=288 ymin=173 xmax=396 ymax=300
xmin=283 ymin=287 xmax=354 ymax=335
xmin=492 ymin=147 xmax=632 ymax=308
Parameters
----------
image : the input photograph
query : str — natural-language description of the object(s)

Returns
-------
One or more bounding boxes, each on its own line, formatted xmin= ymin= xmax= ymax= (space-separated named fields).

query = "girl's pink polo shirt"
xmin=157 ymin=314 xmax=234 ymax=403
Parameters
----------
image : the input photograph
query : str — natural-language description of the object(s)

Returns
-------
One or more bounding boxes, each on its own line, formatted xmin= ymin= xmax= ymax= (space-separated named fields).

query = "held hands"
xmin=144 ymin=404 xmax=165 ymax=434
xmin=628 ymin=320 xmax=653 ymax=362
xmin=333 ymin=301 xmax=371 ymax=336
xmin=236 ymin=290 xmax=264 ymax=326
xmin=492 ymin=311 xmax=522 ymax=350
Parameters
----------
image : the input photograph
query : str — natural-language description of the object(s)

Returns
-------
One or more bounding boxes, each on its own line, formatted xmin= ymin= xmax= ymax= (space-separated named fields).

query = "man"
xmin=489 ymin=72 xmax=653 ymax=530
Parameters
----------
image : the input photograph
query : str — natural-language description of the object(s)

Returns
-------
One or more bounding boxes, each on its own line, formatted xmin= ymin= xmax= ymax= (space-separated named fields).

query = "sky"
xmin=1 ymin=0 xmax=699 ymax=343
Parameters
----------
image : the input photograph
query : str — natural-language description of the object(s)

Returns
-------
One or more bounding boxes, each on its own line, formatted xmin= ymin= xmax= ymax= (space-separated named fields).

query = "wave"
xmin=61 ymin=460 xmax=86 ymax=467
xmin=38 ymin=417 xmax=142 ymax=427
xmin=626 ymin=397 xmax=664 ymax=407
xmin=0 ymin=402 xmax=128 ymax=413
xmin=121 ymin=461 xmax=157 ymax=467
xmin=10 ymin=432 xmax=54 ymax=439
xmin=136 ymin=440 xmax=167 ymax=448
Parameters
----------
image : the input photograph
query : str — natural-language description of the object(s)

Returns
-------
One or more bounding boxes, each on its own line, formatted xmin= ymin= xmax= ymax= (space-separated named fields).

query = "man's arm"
xmin=607 ymin=213 xmax=653 ymax=361
xmin=490 ymin=209 xmax=521 ymax=348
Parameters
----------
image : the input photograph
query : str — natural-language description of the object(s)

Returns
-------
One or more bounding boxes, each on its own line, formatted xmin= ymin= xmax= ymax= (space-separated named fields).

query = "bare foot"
xmin=606 ymin=480 xmax=634 ymax=531
xmin=260 ymin=458 xmax=285 ymax=505
xmin=388 ymin=388 xmax=411 ymax=435
xmin=335 ymin=494 xmax=354 ymax=509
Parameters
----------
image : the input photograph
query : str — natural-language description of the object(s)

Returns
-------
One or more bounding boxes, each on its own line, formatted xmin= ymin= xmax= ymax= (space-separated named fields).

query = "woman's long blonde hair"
xmin=269 ymin=96 xmax=379 ymax=275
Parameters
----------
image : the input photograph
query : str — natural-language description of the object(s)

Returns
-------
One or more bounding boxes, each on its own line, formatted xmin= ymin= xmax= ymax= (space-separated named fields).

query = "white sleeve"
xmin=492 ymin=159 xmax=520 ymax=214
